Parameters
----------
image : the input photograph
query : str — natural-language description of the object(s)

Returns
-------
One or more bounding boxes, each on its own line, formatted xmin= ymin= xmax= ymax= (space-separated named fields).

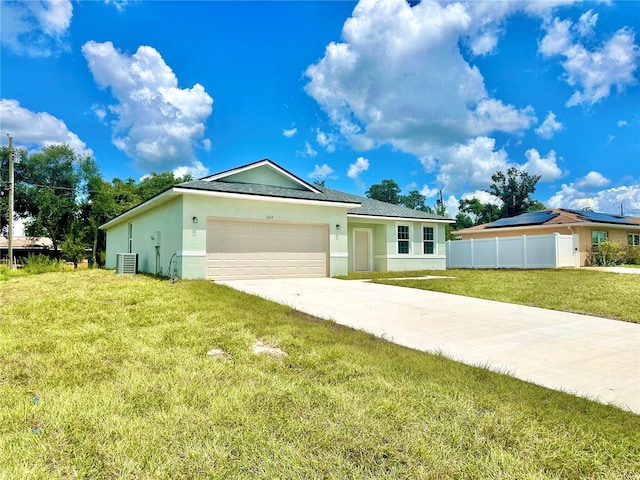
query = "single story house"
xmin=101 ymin=159 xmax=454 ymax=280
xmin=1 ymin=236 xmax=54 ymax=262
xmin=455 ymin=208 xmax=640 ymax=266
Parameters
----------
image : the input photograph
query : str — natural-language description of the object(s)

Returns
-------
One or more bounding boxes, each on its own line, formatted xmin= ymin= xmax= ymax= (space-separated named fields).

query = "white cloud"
xmin=434 ymin=136 xmax=510 ymax=192
xmin=347 ymin=156 xmax=369 ymax=182
xmin=316 ymin=129 xmax=337 ymax=153
xmin=104 ymin=0 xmax=129 ymax=12
xmin=91 ymin=104 xmax=108 ymax=124
xmin=547 ymin=182 xmax=640 ymax=215
xmin=0 ymin=99 xmax=91 ymax=156
xmin=82 ymin=41 xmax=213 ymax=175
xmin=461 ymin=190 xmax=503 ymax=206
xmin=540 ymin=17 xmax=640 ymax=107
xmin=617 ymin=120 xmax=628 ymax=127
xmin=0 ymin=0 xmax=73 ymax=57
xmin=201 ymin=138 xmax=212 ymax=152
xmin=575 ymin=171 xmax=610 ymax=189
xmin=305 ymin=0 xmax=536 ymax=160
xmin=521 ymin=148 xmax=563 ymax=181
xmin=576 ymin=9 xmax=598 ymax=37
xmin=419 ymin=185 xmax=440 ymax=198
xmin=173 ymin=162 xmax=208 ymax=179
xmin=298 ymin=140 xmax=317 ymax=158
xmin=282 ymin=127 xmax=297 ymax=138
xmin=535 ymin=111 xmax=563 ymax=139
xmin=308 ymin=164 xmax=334 ymax=181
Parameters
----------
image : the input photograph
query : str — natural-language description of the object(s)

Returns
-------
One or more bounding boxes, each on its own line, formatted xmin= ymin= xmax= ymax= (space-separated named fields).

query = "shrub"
xmin=624 ymin=245 xmax=640 ymax=265
xmin=21 ymin=254 xmax=64 ymax=274
xmin=588 ymin=241 xmax=626 ymax=266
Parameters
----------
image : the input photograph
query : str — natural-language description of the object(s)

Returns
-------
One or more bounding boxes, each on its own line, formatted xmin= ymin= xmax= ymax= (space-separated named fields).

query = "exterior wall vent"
xmin=116 ymin=253 xmax=138 ymax=274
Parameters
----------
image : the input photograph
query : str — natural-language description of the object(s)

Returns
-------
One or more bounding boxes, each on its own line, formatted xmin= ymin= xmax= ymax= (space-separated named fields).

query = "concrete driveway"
xmin=219 ymin=277 xmax=640 ymax=414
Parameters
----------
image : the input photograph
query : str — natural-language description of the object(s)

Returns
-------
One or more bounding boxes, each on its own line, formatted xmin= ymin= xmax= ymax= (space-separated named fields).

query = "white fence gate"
xmin=446 ymin=233 xmax=578 ymax=269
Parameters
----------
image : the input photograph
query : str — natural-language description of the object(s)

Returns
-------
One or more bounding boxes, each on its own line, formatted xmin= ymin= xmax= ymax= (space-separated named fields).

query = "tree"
xmin=459 ymin=198 xmax=502 ymax=226
xmin=400 ymin=190 xmax=433 ymax=212
xmin=137 ymin=171 xmax=192 ymax=203
xmin=487 ymin=167 xmax=542 ymax=218
xmin=453 ymin=212 xmax=474 ymax=231
xmin=15 ymin=145 xmax=81 ymax=253
xmin=77 ymin=157 xmax=120 ymax=266
xmin=366 ymin=179 xmax=401 ymax=204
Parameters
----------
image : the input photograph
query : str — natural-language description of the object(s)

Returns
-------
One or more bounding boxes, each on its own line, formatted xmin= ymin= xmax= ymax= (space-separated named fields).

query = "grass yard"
xmin=1 ymin=270 xmax=639 ymax=479
xmin=341 ymin=268 xmax=640 ymax=323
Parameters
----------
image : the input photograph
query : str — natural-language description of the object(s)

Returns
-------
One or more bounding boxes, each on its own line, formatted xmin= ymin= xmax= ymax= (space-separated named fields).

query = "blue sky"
xmin=1 ymin=0 xmax=639 ymax=218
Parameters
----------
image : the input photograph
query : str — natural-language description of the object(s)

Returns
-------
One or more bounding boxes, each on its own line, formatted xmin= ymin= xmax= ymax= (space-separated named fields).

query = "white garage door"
xmin=206 ymin=218 xmax=329 ymax=280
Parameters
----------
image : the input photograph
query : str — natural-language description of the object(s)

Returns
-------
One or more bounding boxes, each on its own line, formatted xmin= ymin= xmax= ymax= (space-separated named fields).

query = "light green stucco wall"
xmin=347 ymin=217 xmax=448 ymax=272
xmin=105 ymin=196 xmax=184 ymax=276
xmin=223 ymin=166 xmax=304 ymax=190
xmin=181 ymin=194 xmax=350 ymax=278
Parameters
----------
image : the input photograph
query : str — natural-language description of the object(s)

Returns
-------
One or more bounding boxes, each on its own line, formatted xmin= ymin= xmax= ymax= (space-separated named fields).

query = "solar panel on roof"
xmin=564 ymin=209 xmax=637 ymax=226
xmin=485 ymin=211 xmax=559 ymax=228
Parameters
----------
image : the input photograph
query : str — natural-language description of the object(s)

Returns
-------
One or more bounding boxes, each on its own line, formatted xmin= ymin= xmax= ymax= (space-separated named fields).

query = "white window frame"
xmin=396 ymin=223 xmax=411 ymax=255
xmin=629 ymin=233 xmax=640 ymax=246
xmin=592 ymin=230 xmax=607 ymax=250
xmin=422 ymin=225 xmax=436 ymax=255
xmin=128 ymin=223 xmax=133 ymax=253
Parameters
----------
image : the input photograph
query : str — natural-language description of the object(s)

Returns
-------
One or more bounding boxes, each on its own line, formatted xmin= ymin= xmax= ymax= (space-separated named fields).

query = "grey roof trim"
xmin=176 ymin=181 xmax=361 ymax=206
xmin=348 ymin=213 xmax=455 ymax=223
xmin=173 ymin=187 xmax=361 ymax=208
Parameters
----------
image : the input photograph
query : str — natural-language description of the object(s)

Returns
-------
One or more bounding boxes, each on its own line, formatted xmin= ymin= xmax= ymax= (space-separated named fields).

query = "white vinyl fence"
xmin=446 ymin=233 xmax=578 ymax=269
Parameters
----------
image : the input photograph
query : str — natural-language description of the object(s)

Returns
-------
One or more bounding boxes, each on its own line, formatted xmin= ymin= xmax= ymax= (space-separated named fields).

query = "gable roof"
xmin=101 ymin=159 xmax=454 ymax=229
xmin=200 ymin=159 xmax=322 ymax=193
xmin=457 ymin=208 xmax=640 ymax=234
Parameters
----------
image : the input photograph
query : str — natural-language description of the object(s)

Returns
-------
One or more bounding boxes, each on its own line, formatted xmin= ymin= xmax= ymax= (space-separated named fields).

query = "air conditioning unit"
xmin=116 ymin=253 xmax=138 ymax=274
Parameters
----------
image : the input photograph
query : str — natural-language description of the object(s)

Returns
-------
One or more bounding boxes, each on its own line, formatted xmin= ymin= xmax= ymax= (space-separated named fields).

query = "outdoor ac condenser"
xmin=116 ymin=253 xmax=138 ymax=274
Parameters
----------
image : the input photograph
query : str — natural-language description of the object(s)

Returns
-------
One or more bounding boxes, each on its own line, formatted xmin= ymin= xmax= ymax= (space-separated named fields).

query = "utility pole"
xmin=6 ymin=134 xmax=14 ymax=268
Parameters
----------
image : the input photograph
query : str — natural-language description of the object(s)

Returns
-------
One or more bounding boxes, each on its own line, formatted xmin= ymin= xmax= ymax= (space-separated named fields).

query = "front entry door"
xmin=354 ymin=229 xmax=372 ymax=271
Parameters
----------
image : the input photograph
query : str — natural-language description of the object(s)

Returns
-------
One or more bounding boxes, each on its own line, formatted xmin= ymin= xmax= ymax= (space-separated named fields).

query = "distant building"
xmin=455 ymin=209 xmax=640 ymax=266
xmin=0 ymin=236 xmax=55 ymax=262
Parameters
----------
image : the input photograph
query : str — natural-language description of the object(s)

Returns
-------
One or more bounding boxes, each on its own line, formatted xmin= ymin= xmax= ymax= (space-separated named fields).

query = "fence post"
xmin=470 ymin=238 xmax=474 ymax=268
xmin=523 ymin=235 xmax=527 ymax=269
xmin=554 ymin=233 xmax=560 ymax=268
xmin=446 ymin=240 xmax=449 ymax=268
xmin=495 ymin=237 xmax=500 ymax=268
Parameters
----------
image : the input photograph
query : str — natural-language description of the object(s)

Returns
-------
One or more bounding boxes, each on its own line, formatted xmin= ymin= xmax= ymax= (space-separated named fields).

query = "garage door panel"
xmin=206 ymin=218 xmax=328 ymax=280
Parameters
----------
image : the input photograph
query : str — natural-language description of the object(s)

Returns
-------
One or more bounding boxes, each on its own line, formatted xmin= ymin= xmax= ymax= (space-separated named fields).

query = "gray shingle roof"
xmin=176 ymin=180 xmax=452 ymax=221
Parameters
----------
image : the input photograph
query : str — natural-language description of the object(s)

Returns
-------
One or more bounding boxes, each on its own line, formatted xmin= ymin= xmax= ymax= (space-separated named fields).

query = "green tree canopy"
xmin=400 ymin=190 xmax=434 ymax=213
xmin=15 ymin=145 xmax=82 ymax=252
xmin=487 ymin=167 xmax=543 ymax=218
xmin=366 ymin=179 xmax=401 ymax=205
xmin=458 ymin=198 xmax=502 ymax=226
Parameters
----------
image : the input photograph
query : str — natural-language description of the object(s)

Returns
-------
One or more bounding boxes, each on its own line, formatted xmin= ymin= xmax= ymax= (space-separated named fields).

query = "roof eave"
xmin=348 ymin=213 xmax=455 ymax=223
xmin=167 ymin=187 xmax=361 ymax=208
xmin=100 ymin=189 xmax=179 ymax=230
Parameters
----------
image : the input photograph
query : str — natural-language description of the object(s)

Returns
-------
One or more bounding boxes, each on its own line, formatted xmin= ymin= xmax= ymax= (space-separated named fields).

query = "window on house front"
xmin=423 ymin=226 xmax=435 ymax=255
xmin=128 ymin=223 xmax=133 ymax=253
xmin=629 ymin=234 xmax=640 ymax=246
xmin=592 ymin=231 xmax=607 ymax=250
xmin=397 ymin=225 xmax=410 ymax=254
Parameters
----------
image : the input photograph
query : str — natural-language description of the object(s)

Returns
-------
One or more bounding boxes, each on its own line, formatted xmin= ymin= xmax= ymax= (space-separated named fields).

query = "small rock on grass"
xmin=206 ymin=348 xmax=227 ymax=358
xmin=252 ymin=341 xmax=287 ymax=358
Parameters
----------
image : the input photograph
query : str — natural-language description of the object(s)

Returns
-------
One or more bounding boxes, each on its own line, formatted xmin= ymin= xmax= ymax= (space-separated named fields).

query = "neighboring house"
xmin=101 ymin=159 xmax=454 ymax=280
xmin=0 ymin=236 xmax=54 ymax=262
xmin=455 ymin=208 xmax=640 ymax=266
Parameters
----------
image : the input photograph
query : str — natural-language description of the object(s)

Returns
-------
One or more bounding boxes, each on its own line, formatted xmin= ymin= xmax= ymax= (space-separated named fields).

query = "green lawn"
xmin=341 ymin=268 xmax=640 ymax=323
xmin=1 ymin=270 xmax=639 ymax=478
